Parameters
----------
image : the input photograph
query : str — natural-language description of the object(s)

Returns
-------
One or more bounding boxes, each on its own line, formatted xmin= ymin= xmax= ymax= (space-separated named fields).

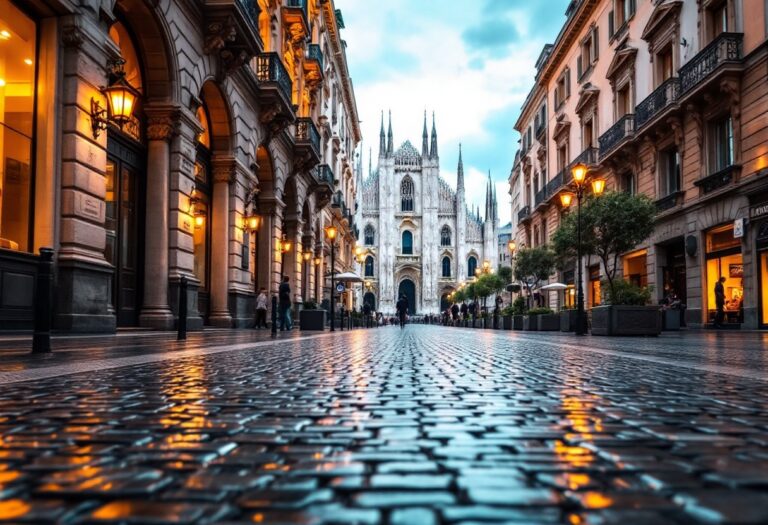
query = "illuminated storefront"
xmin=705 ymin=224 xmax=743 ymax=325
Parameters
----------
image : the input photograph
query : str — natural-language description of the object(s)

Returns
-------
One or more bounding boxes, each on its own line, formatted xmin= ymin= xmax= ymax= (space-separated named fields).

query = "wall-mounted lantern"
xmin=91 ymin=59 xmax=141 ymax=139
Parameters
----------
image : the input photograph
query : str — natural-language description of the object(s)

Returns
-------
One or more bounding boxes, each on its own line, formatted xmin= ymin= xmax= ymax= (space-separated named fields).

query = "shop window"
xmin=589 ymin=264 xmax=601 ymax=307
xmin=705 ymin=224 xmax=743 ymax=324
xmin=564 ymin=270 xmax=576 ymax=308
xmin=760 ymin=250 xmax=768 ymax=327
xmin=709 ymin=115 xmax=734 ymax=173
xmin=623 ymin=250 xmax=647 ymax=287
xmin=660 ymin=147 xmax=681 ymax=197
xmin=0 ymin=0 xmax=37 ymax=253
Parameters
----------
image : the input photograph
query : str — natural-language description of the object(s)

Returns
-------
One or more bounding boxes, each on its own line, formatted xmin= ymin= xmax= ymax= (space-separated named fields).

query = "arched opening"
xmin=301 ymin=201 xmax=312 ymax=301
xmin=400 ymin=176 xmax=414 ymax=212
xmin=363 ymin=292 xmax=376 ymax=311
xmin=364 ymin=255 xmax=374 ymax=277
xmin=364 ymin=224 xmax=375 ymax=246
xmin=441 ymin=226 xmax=451 ymax=246
xmin=442 ymin=256 xmax=451 ymax=278
xmin=402 ymin=230 xmax=413 ymax=255
xmin=398 ymin=279 xmax=416 ymax=315
xmin=440 ymin=292 xmax=453 ymax=312
xmin=467 ymin=255 xmax=478 ymax=277
xmin=254 ymin=145 xmax=274 ymax=294
xmin=105 ymin=19 xmax=146 ymax=327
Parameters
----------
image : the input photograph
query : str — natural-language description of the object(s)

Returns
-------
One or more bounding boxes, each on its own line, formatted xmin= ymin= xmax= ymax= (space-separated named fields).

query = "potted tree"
xmin=501 ymin=305 xmax=514 ymax=330
xmin=583 ymin=191 xmax=660 ymax=336
xmin=514 ymin=245 xmax=556 ymax=329
xmin=511 ymin=296 xmax=526 ymax=330
xmin=299 ymin=299 xmax=326 ymax=331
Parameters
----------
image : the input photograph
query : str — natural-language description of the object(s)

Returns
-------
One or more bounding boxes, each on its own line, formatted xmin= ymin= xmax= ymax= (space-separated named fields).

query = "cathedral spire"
xmin=379 ymin=111 xmax=385 ymax=157
xmin=456 ymin=144 xmax=464 ymax=194
xmin=493 ymin=181 xmax=498 ymax=221
xmin=430 ymin=111 xmax=438 ymax=158
xmin=386 ymin=110 xmax=393 ymax=156
xmin=421 ymin=110 xmax=429 ymax=157
xmin=368 ymin=147 xmax=372 ymax=178
xmin=485 ymin=171 xmax=492 ymax=221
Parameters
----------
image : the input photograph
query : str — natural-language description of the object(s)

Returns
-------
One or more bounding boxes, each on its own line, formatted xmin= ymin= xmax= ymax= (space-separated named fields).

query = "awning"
xmin=332 ymin=272 xmax=363 ymax=283
xmin=540 ymin=282 xmax=568 ymax=291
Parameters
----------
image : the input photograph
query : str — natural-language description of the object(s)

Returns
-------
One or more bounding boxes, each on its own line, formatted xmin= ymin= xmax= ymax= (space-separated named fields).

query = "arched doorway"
xmin=192 ymin=100 xmax=212 ymax=321
xmin=363 ymin=292 xmax=376 ymax=311
xmin=254 ymin=145 xmax=274 ymax=293
xmin=440 ymin=292 xmax=453 ymax=312
xmin=398 ymin=279 xmax=416 ymax=315
xmin=105 ymin=20 xmax=146 ymax=327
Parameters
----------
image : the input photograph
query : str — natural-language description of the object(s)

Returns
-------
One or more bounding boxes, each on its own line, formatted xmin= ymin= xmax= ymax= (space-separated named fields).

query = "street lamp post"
xmin=325 ymin=225 xmax=337 ymax=332
xmin=560 ymin=163 xmax=605 ymax=336
xmin=507 ymin=240 xmax=516 ymax=305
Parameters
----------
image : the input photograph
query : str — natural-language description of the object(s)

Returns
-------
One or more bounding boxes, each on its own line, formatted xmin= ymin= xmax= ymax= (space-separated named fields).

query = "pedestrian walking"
xmin=278 ymin=276 xmax=292 ymax=331
xmin=451 ymin=303 xmax=459 ymax=321
xmin=255 ymin=287 xmax=268 ymax=329
xmin=714 ymin=276 xmax=726 ymax=328
xmin=363 ymin=302 xmax=372 ymax=327
xmin=396 ymin=294 xmax=409 ymax=329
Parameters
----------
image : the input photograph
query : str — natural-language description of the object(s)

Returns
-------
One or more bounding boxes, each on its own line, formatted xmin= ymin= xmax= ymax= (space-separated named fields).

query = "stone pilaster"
xmin=208 ymin=156 xmax=236 ymax=327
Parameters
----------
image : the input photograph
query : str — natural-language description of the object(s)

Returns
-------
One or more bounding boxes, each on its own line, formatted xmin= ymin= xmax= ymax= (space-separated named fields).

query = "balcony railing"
xmin=237 ymin=0 xmax=259 ymax=24
xmin=518 ymin=205 xmax=530 ymax=222
xmin=635 ymin=77 xmax=680 ymax=129
xmin=296 ymin=117 xmax=321 ymax=155
xmin=534 ymin=187 xmax=548 ymax=207
xmin=535 ymin=121 xmax=546 ymax=141
xmin=694 ymin=165 xmax=739 ymax=194
xmin=285 ymin=0 xmax=309 ymax=24
xmin=599 ymin=115 xmax=635 ymax=159
xmin=315 ymin=164 xmax=333 ymax=185
xmin=679 ymin=33 xmax=743 ymax=94
xmin=255 ymin=53 xmax=292 ymax=103
xmin=546 ymin=170 xmax=564 ymax=196
xmin=655 ymin=190 xmax=684 ymax=212
xmin=572 ymin=146 xmax=599 ymax=167
xmin=306 ymin=43 xmax=324 ymax=71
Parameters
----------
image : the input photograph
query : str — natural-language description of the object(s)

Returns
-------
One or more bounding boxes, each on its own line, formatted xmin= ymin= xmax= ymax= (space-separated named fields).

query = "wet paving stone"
xmin=2 ymin=327 xmax=768 ymax=523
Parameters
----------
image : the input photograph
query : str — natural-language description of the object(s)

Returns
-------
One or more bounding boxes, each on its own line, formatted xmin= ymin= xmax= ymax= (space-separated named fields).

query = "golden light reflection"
xmin=159 ymin=362 xmax=210 ymax=438
xmin=0 ymin=500 xmax=31 ymax=519
xmin=581 ymin=491 xmax=614 ymax=509
xmin=92 ymin=502 xmax=134 ymax=520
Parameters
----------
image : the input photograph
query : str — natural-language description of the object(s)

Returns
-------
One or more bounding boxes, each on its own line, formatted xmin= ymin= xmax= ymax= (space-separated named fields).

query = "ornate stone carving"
xmin=146 ymin=116 xmax=176 ymax=142
xmin=62 ymin=25 xmax=84 ymax=48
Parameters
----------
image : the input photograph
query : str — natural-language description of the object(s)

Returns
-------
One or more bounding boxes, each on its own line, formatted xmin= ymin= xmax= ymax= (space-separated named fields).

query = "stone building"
xmin=358 ymin=112 xmax=498 ymax=314
xmin=510 ymin=0 xmax=768 ymax=328
xmin=0 ymin=0 xmax=360 ymax=332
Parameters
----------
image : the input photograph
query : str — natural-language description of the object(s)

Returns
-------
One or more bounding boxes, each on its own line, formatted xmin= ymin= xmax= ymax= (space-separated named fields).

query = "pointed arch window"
xmin=440 ymin=226 xmax=451 ymax=246
xmin=467 ymin=256 xmax=478 ymax=277
xmin=402 ymin=230 xmax=413 ymax=255
xmin=442 ymin=256 xmax=451 ymax=278
xmin=364 ymin=225 xmax=375 ymax=246
xmin=401 ymin=177 xmax=414 ymax=212
xmin=364 ymin=256 xmax=374 ymax=277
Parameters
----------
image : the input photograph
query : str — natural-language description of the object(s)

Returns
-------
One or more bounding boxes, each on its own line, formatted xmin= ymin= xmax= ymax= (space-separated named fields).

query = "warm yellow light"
xmin=483 ymin=260 xmax=490 ymax=270
xmin=303 ymin=251 xmax=312 ymax=261
xmin=244 ymin=214 xmax=261 ymax=231
xmin=0 ymin=30 xmax=10 ymax=40
xmin=508 ymin=240 xmax=516 ymax=252
xmin=325 ymin=225 xmax=337 ymax=240
xmin=105 ymin=84 xmax=138 ymax=122
xmin=475 ymin=269 xmax=481 ymax=276
xmin=0 ymin=79 xmax=5 ymax=87
xmin=23 ymin=58 xmax=32 ymax=66
xmin=355 ymin=246 xmax=363 ymax=256
xmin=281 ymin=240 xmax=292 ymax=253
xmin=313 ymin=256 xmax=322 ymax=266
xmin=194 ymin=213 xmax=205 ymax=227
xmin=560 ymin=192 xmax=574 ymax=208
xmin=571 ymin=163 xmax=588 ymax=184
xmin=591 ymin=178 xmax=606 ymax=195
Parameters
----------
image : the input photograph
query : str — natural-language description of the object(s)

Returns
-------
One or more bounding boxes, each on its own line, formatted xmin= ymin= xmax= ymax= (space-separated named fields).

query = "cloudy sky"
xmin=336 ymin=0 xmax=571 ymax=226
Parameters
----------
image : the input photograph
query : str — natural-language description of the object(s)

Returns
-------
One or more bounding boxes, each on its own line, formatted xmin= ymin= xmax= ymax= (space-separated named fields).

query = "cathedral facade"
xmin=358 ymin=113 xmax=498 ymax=314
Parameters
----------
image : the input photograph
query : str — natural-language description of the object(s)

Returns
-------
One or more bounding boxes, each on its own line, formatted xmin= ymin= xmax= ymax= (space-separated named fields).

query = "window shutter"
xmin=577 ymin=54 xmax=583 ymax=79
xmin=629 ymin=0 xmax=636 ymax=17
xmin=608 ymin=10 xmax=615 ymax=37
xmin=593 ymin=27 xmax=599 ymax=60
xmin=566 ymin=68 xmax=571 ymax=98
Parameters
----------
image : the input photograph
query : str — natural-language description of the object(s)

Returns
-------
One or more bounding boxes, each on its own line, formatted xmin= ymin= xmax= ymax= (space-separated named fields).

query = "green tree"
xmin=513 ymin=246 xmax=556 ymax=308
xmin=551 ymin=203 xmax=597 ymax=271
xmin=587 ymin=191 xmax=656 ymax=300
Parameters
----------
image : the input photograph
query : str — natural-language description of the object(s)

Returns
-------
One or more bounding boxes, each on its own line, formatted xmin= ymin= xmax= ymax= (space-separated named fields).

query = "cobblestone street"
xmin=2 ymin=326 xmax=768 ymax=524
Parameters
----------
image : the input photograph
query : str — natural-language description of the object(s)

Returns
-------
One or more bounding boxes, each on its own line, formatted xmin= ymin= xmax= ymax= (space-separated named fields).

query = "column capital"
xmin=211 ymin=156 xmax=237 ymax=184
xmin=145 ymin=105 xmax=182 ymax=142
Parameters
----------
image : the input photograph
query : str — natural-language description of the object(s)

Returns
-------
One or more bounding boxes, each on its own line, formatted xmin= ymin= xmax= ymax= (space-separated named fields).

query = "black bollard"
xmin=177 ymin=275 xmax=188 ymax=340
xmin=271 ymin=295 xmax=277 ymax=337
xmin=32 ymin=248 xmax=54 ymax=354
xmin=340 ymin=309 xmax=344 ymax=331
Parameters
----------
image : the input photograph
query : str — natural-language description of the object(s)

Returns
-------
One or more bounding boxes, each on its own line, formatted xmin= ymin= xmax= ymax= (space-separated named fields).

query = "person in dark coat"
xmin=451 ymin=303 xmax=460 ymax=321
xmin=396 ymin=294 xmax=409 ymax=329
xmin=714 ymin=276 xmax=726 ymax=327
xmin=460 ymin=302 xmax=468 ymax=320
xmin=278 ymin=276 xmax=292 ymax=331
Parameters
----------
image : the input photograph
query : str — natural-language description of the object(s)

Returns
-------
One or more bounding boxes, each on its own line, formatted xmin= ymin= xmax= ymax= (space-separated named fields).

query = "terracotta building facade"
xmin=0 ymin=0 xmax=360 ymax=332
xmin=510 ymin=0 xmax=768 ymax=328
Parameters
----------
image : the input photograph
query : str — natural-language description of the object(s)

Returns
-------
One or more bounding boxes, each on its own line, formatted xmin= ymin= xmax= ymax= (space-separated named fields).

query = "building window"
xmin=401 ymin=176 xmax=414 ymax=212
xmin=615 ymin=0 xmax=636 ymax=30
xmin=554 ymin=68 xmax=570 ymax=109
xmin=623 ymin=250 xmax=647 ymax=288
xmin=402 ymin=230 xmax=413 ymax=255
xmin=557 ymin=144 xmax=568 ymax=173
xmin=582 ymin=118 xmax=594 ymax=149
xmin=589 ymin=264 xmax=601 ymax=307
xmin=578 ymin=26 xmax=599 ymax=80
xmin=0 ymin=0 xmax=37 ymax=253
xmin=616 ymin=85 xmax=631 ymax=118
xmin=705 ymin=223 xmax=743 ymax=325
xmin=364 ymin=255 xmax=374 ymax=277
xmin=364 ymin=224 xmax=375 ymax=245
xmin=656 ymin=45 xmax=674 ymax=85
xmin=467 ymin=256 xmax=477 ymax=277
xmin=660 ymin=147 xmax=681 ymax=196
xmin=621 ymin=171 xmax=635 ymax=195
xmin=707 ymin=1 xmax=729 ymax=41
xmin=440 ymin=226 xmax=451 ymax=246
xmin=709 ymin=115 xmax=734 ymax=173
xmin=442 ymin=256 xmax=451 ymax=278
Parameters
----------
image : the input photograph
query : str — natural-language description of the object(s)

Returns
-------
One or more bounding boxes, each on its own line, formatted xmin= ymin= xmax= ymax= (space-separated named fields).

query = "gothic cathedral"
xmin=358 ymin=112 xmax=499 ymax=314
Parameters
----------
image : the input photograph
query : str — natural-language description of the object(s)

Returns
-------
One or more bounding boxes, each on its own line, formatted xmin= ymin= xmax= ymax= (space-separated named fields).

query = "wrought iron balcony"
xmin=545 ymin=170 xmax=564 ymax=197
xmin=572 ymin=146 xmax=599 ymax=167
xmin=202 ymin=0 xmax=263 ymax=67
xmin=655 ymin=190 xmax=684 ymax=213
xmin=599 ymin=115 xmax=635 ymax=159
xmin=635 ymin=77 xmax=680 ymax=130
xmin=294 ymin=117 xmax=321 ymax=169
xmin=518 ymin=205 xmax=531 ymax=222
xmin=694 ymin=165 xmax=739 ymax=194
xmin=534 ymin=187 xmax=549 ymax=208
xmin=535 ymin=121 xmax=546 ymax=142
xmin=680 ymin=33 xmax=743 ymax=95
xmin=255 ymin=52 xmax=293 ymax=107
xmin=315 ymin=164 xmax=334 ymax=186
xmin=306 ymin=44 xmax=324 ymax=72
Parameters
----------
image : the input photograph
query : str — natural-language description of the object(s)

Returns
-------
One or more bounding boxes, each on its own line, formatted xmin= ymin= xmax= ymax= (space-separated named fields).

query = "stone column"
xmin=209 ymin=157 xmax=235 ymax=327
xmin=139 ymin=108 xmax=177 ymax=329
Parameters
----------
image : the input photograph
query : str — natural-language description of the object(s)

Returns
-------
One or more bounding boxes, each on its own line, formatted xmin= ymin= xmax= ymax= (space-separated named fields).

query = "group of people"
xmin=254 ymin=276 xmax=294 ymax=331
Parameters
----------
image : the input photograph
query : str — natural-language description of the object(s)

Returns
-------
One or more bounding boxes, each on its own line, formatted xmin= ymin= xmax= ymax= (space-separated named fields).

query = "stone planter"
xmin=591 ymin=305 xmax=662 ymax=336
xmin=560 ymin=309 xmax=578 ymax=332
xmin=299 ymin=309 xmax=326 ymax=331
xmin=538 ymin=313 xmax=560 ymax=331
xmin=662 ymin=309 xmax=682 ymax=331
xmin=502 ymin=315 xmax=512 ymax=330
xmin=512 ymin=315 xmax=524 ymax=330
xmin=523 ymin=315 xmax=539 ymax=331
